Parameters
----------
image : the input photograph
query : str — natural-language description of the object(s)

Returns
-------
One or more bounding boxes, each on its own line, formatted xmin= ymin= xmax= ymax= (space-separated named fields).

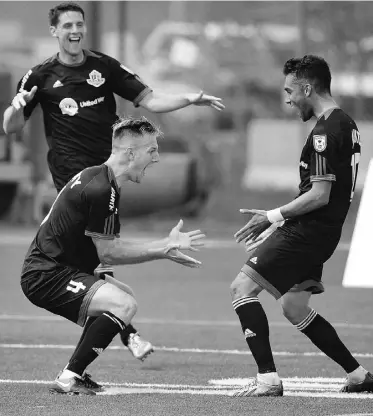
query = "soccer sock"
xmin=67 ymin=312 xmax=126 ymax=376
xmin=233 ymin=296 xmax=277 ymax=375
xmin=120 ymin=324 xmax=137 ymax=346
xmin=297 ymin=309 xmax=360 ymax=374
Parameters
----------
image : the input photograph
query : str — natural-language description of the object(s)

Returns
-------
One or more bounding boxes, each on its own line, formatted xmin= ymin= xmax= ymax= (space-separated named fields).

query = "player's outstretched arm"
xmin=92 ymin=220 xmax=205 ymax=268
xmin=3 ymin=86 xmax=38 ymax=134
xmin=138 ymin=90 xmax=225 ymax=113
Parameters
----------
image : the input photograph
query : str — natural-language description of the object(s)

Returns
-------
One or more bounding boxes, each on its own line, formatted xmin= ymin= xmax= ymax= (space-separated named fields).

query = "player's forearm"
xmin=99 ymin=237 xmax=169 ymax=265
xmin=279 ymin=187 xmax=329 ymax=219
xmin=141 ymin=92 xmax=191 ymax=113
xmin=3 ymin=106 xmax=26 ymax=134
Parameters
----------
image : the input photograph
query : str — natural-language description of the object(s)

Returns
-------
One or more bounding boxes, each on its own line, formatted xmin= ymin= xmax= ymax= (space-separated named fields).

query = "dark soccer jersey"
xmin=22 ymin=164 xmax=121 ymax=276
xmin=16 ymin=50 xmax=151 ymax=184
xmin=297 ymin=108 xmax=361 ymax=226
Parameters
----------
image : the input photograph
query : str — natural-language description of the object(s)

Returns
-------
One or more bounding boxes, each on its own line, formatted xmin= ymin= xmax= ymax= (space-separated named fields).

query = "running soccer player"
xmin=20 ymin=116 xmax=206 ymax=395
xmin=3 ymin=1 xmax=223 ymax=365
xmin=230 ymin=55 xmax=372 ymax=397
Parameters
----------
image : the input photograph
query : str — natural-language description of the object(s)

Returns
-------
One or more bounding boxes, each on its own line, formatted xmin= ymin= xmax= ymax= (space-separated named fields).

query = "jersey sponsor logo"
xmin=53 ymin=80 xmax=63 ymax=88
xmin=313 ymin=134 xmax=327 ymax=152
xmin=59 ymin=98 xmax=79 ymax=116
xmin=120 ymin=64 xmax=134 ymax=75
xmin=19 ymin=69 xmax=32 ymax=92
xmin=300 ymin=161 xmax=308 ymax=169
xmin=87 ymin=70 xmax=105 ymax=87
xmin=109 ymin=187 xmax=116 ymax=211
xmin=80 ymin=96 xmax=105 ymax=108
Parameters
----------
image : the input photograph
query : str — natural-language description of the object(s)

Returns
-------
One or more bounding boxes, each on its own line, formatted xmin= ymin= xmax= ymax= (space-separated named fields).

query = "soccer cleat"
xmin=340 ymin=372 xmax=373 ymax=393
xmin=232 ymin=377 xmax=284 ymax=397
xmin=126 ymin=333 xmax=154 ymax=361
xmin=82 ymin=372 xmax=105 ymax=392
xmin=49 ymin=375 xmax=96 ymax=395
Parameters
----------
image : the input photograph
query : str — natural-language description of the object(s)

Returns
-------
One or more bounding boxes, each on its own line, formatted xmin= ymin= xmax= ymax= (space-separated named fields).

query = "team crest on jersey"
xmin=87 ymin=70 xmax=105 ymax=87
xmin=313 ymin=135 xmax=327 ymax=152
xmin=59 ymin=98 xmax=79 ymax=116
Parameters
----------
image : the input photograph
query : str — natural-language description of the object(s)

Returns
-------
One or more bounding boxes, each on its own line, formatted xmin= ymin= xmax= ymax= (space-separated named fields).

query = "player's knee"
xmin=282 ymin=302 xmax=309 ymax=325
xmin=107 ymin=293 xmax=138 ymax=323
xmin=230 ymin=271 xmax=261 ymax=300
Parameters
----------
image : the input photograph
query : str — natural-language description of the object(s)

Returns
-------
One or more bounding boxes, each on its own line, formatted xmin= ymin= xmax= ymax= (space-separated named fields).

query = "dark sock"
xmin=67 ymin=312 xmax=126 ymax=376
xmin=74 ymin=316 xmax=97 ymax=352
xmin=233 ymin=296 xmax=277 ymax=374
xmin=297 ymin=309 xmax=360 ymax=373
xmin=120 ymin=324 xmax=137 ymax=346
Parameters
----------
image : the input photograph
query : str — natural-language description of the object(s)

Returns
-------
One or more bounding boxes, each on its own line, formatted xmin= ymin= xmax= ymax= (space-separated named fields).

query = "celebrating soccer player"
xmin=20 ymin=116 xmax=206 ymax=395
xmin=230 ymin=55 xmax=372 ymax=397
xmin=3 ymin=1 xmax=223 ymax=370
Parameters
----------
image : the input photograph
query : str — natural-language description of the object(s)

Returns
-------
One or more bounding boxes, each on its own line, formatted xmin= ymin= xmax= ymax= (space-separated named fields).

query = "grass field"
xmin=0 ymin=215 xmax=372 ymax=416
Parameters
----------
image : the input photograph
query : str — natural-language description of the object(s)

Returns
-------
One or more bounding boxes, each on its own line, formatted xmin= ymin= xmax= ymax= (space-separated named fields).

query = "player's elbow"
xmin=313 ymin=189 xmax=330 ymax=207
xmin=93 ymin=238 xmax=116 ymax=265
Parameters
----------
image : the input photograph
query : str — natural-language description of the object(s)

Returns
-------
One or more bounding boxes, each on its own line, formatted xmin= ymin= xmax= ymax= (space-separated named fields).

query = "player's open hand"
xmin=187 ymin=90 xmax=225 ymax=111
xmin=244 ymin=221 xmax=284 ymax=252
xmin=11 ymin=86 xmax=38 ymax=110
xmin=234 ymin=209 xmax=271 ymax=243
xmin=167 ymin=248 xmax=202 ymax=268
xmin=167 ymin=219 xmax=206 ymax=252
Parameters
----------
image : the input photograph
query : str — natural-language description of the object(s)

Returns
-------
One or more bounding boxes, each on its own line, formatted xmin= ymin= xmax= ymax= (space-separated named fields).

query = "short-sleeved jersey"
xmin=21 ymin=164 xmax=121 ymax=277
xmin=15 ymin=50 xmax=151 ymax=185
xmin=297 ymin=108 xmax=361 ymax=227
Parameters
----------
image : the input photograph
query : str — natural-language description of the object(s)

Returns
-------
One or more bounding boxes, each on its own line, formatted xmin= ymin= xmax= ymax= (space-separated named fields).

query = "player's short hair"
xmin=112 ymin=116 xmax=163 ymax=142
xmin=283 ymin=55 xmax=331 ymax=95
xmin=49 ymin=2 xmax=85 ymax=26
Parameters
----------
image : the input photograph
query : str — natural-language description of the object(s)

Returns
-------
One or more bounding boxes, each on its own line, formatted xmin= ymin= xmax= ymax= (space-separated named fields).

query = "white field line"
xmin=0 ymin=378 xmax=372 ymax=399
xmin=0 ymin=233 xmax=351 ymax=251
xmin=1 ymin=343 xmax=373 ymax=359
xmin=1 ymin=314 xmax=372 ymax=330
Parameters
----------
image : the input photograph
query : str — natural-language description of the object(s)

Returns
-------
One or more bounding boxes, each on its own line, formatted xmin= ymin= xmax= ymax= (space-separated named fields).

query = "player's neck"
xmin=58 ymin=50 xmax=85 ymax=65
xmin=104 ymin=160 xmax=130 ymax=188
xmin=314 ymin=96 xmax=339 ymax=119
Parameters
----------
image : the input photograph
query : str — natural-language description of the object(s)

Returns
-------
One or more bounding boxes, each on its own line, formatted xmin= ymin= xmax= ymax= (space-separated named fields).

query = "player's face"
xmin=284 ymin=74 xmax=314 ymax=122
xmin=130 ymin=134 xmax=160 ymax=183
xmin=50 ymin=11 xmax=86 ymax=58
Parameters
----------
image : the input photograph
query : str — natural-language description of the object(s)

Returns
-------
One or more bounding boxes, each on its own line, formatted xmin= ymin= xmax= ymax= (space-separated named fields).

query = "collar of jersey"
xmin=317 ymin=106 xmax=340 ymax=121
xmin=56 ymin=50 xmax=88 ymax=67
xmin=106 ymin=164 xmax=120 ymax=193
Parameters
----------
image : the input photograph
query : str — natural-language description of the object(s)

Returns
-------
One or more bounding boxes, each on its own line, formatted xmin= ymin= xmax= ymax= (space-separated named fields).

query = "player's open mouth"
xmin=69 ymin=37 xmax=81 ymax=44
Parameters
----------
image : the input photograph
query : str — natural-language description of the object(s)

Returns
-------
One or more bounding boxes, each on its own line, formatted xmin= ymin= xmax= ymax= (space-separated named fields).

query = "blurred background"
xmin=0 ymin=1 xmax=372 ymax=234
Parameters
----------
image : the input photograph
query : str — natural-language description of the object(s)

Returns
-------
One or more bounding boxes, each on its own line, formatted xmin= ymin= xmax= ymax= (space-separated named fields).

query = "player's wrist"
xmin=266 ymin=208 xmax=284 ymax=223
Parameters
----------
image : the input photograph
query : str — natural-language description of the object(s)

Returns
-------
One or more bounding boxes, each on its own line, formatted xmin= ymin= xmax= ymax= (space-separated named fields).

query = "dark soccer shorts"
xmin=21 ymin=264 xmax=106 ymax=326
xmin=240 ymin=219 xmax=341 ymax=300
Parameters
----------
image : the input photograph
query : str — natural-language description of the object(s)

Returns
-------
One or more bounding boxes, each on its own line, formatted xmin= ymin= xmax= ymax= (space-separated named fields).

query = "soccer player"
xmin=20 ymin=116 xmax=206 ymax=395
xmin=3 ymin=1 xmax=223 ymax=364
xmin=230 ymin=55 xmax=372 ymax=397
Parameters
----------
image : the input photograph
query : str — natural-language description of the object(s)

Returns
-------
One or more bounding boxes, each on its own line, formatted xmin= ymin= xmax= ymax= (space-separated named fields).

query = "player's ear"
xmin=304 ymin=84 xmax=312 ymax=97
xmin=50 ymin=26 xmax=57 ymax=37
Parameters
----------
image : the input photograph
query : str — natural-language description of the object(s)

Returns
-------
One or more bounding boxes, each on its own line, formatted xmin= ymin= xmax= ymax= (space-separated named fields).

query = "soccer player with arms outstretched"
xmin=3 ymin=2 xmax=223 ymax=370
xmin=230 ymin=55 xmax=372 ymax=397
xmin=21 ymin=116 xmax=205 ymax=395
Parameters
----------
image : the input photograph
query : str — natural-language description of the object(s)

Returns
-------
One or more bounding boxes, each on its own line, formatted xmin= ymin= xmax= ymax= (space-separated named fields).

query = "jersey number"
xmin=66 ymin=280 xmax=87 ymax=293
xmin=350 ymin=129 xmax=361 ymax=202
